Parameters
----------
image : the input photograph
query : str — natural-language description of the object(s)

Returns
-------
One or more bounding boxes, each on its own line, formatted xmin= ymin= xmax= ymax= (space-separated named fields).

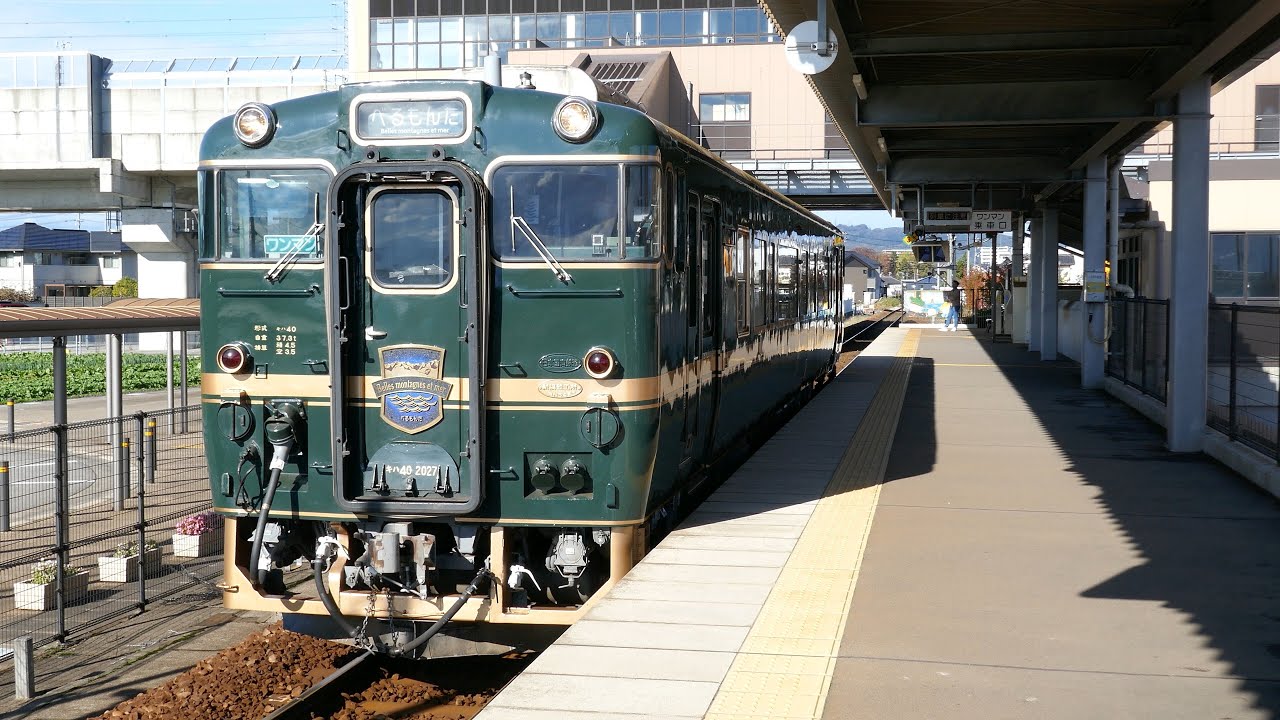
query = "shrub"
xmin=30 ymin=559 xmax=83 ymax=584
xmin=875 ymin=296 xmax=902 ymax=310
xmin=175 ymin=510 xmax=222 ymax=536
xmin=112 ymin=540 xmax=159 ymax=558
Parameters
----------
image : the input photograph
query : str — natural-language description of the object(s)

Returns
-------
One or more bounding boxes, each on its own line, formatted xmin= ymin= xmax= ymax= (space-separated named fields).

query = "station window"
xmin=1212 ymin=232 xmax=1279 ymax=301
xmin=698 ymin=93 xmax=751 ymax=158
xmin=370 ymin=0 xmax=777 ymax=70
xmin=1255 ymin=86 xmax=1280 ymax=152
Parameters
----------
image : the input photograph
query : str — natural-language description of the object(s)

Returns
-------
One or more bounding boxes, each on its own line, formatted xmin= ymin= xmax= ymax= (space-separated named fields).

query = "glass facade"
xmin=370 ymin=0 xmax=778 ymax=70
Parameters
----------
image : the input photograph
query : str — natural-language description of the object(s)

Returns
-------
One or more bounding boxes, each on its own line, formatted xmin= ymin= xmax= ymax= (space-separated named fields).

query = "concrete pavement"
xmin=823 ymin=329 xmax=1280 ymax=719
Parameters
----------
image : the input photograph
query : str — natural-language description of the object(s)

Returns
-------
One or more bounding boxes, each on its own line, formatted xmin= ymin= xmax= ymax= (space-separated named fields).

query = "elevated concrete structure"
xmin=0 ymin=52 xmax=344 ymax=312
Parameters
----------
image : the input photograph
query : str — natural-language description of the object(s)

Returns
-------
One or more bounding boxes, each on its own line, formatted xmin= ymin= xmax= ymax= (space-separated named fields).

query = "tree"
xmin=955 ymin=254 xmax=968 ymax=278
xmin=892 ymin=252 xmax=915 ymax=279
xmin=0 ymin=287 xmax=35 ymax=303
xmin=90 ymin=278 xmax=139 ymax=298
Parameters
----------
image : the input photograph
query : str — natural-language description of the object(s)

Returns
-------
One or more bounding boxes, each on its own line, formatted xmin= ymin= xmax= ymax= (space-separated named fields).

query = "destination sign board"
xmin=969 ymin=210 xmax=1013 ymax=233
xmin=264 ymin=234 xmax=317 ymax=257
xmin=354 ymin=99 xmax=468 ymax=141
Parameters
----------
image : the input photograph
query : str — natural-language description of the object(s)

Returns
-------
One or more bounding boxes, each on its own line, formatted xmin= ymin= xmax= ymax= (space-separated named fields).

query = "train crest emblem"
xmin=372 ymin=345 xmax=453 ymax=434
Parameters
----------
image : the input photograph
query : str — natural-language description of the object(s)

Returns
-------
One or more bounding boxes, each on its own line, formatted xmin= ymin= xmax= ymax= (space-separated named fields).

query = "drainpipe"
xmin=1110 ymin=165 xmax=1135 ymax=298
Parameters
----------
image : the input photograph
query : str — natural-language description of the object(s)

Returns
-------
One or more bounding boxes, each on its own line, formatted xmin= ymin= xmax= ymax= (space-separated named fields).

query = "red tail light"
xmin=217 ymin=342 xmax=252 ymax=374
xmin=583 ymin=347 xmax=616 ymax=379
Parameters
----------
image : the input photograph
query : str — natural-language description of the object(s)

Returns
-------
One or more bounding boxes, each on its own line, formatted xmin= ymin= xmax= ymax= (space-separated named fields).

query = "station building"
xmin=345 ymin=0 xmax=846 ymax=163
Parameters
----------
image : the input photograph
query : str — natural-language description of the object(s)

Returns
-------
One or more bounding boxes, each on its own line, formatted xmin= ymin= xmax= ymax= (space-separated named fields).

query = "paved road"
xmin=5 ymin=386 xmax=202 ymax=432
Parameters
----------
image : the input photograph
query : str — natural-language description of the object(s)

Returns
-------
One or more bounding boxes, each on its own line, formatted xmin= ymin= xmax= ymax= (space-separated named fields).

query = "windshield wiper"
xmin=510 ymin=189 xmax=572 ymax=284
xmin=264 ymin=193 xmax=322 ymax=283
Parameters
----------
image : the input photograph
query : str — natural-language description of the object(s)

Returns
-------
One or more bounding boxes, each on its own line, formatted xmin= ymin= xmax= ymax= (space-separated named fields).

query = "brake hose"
xmin=391 ymin=566 xmax=492 ymax=657
xmin=248 ymin=440 xmax=290 ymax=589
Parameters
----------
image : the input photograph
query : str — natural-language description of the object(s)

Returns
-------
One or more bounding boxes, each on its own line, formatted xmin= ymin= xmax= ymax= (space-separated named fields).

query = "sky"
xmin=2 ymin=0 xmax=346 ymax=60
xmin=1 ymin=1 xmax=901 ymax=231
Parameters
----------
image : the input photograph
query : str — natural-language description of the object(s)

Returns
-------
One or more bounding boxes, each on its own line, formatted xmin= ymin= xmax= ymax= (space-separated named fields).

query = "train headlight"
xmin=216 ymin=342 xmax=253 ymax=374
xmin=552 ymin=97 xmax=599 ymax=143
xmin=233 ymin=102 xmax=276 ymax=148
xmin=583 ymin=346 xmax=616 ymax=380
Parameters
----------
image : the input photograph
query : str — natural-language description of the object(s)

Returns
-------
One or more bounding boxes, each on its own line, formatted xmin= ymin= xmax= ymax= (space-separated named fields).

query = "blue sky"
xmin=2 ymin=0 xmax=346 ymax=60
xmin=1 ymin=1 xmax=898 ymax=230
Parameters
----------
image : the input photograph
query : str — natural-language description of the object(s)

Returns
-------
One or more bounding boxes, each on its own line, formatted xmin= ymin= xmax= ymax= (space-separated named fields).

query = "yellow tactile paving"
xmin=706 ymin=329 xmax=919 ymax=719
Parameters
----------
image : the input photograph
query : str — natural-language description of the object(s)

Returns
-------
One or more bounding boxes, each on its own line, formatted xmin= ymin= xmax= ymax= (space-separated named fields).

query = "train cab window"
xmin=368 ymin=188 xmax=454 ymax=288
xmin=217 ymin=168 xmax=328 ymax=260
xmin=491 ymin=163 xmax=661 ymax=261
xmin=625 ymin=165 xmax=660 ymax=260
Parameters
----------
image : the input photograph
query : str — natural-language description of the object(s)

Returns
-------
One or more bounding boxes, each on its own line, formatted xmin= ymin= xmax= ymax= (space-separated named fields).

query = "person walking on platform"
xmin=942 ymin=279 xmax=961 ymax=331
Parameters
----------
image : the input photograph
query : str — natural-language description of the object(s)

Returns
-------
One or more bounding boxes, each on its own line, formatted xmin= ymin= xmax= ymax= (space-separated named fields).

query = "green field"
xmin=0 ymin=352 xmax=200 ymax=403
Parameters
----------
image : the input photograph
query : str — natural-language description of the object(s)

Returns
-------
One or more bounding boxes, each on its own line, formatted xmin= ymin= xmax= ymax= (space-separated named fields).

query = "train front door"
xmin=328 ymin=165 xmax=487 ymax=516
xmin=693 ymin=200 xmax=722 ymax=460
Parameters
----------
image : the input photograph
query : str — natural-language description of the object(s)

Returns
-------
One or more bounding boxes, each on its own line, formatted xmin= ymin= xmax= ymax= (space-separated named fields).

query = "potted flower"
xmin=98 ymin=540 xmax=161 ymax=583
xmin=172 ymin=510 xmax=222 ymax=558
xmin=13 ymin=559 xmax=88 ymax=611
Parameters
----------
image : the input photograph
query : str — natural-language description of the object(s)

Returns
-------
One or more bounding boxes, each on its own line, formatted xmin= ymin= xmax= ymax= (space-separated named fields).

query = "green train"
xmin=199 ymin=74 xmax=842 ymax=652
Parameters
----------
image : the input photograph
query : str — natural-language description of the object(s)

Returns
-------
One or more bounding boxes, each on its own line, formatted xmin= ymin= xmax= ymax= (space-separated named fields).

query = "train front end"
xmin=199 ymin=80 xmax=663 ymax=648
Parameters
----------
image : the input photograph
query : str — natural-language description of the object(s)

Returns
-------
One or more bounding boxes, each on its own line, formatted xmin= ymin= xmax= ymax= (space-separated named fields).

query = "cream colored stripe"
xmin=203 ymin=372 xmax=665 ymax=404
xmin=705 ymin=329 xmax=918 ymax=720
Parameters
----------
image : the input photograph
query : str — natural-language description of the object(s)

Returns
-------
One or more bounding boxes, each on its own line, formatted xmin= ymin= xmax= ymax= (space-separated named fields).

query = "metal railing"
xmin=1107 ymin=297 xmax=1170 ymax=402
xmin=1207 ymin=304 xmax=1280 ymax=463
xmin=0 ymin=405 xmax=217 ymax=659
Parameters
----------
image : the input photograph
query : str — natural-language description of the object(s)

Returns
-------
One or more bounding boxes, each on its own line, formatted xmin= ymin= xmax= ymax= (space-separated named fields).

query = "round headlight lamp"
xmin=216 ymin=342 xmax=253 ymax=374
xmin=552 ymin=97 xmax=599 ymax=143
xmin=583 ymin=346 xmax=617 ymax=380
xmin=233 ymin=102 xmax=276 ymax=148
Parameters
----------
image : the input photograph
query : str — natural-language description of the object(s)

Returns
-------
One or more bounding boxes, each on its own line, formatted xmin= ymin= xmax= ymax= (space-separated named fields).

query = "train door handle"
xmin=364 ymin=326 xmax=388 ymax=340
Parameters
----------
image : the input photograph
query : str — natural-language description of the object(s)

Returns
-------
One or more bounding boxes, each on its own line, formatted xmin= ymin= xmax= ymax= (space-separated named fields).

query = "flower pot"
xmin=13 ymin=573 xmax=89 ymax=611
xmin=172 ymin=532 xmax=219 ymax=558
xmin=98 ymin=547 xmax=162 ymax=583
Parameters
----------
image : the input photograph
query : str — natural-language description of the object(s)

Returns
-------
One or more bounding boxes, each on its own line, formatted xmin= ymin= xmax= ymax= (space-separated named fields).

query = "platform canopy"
xmin=0 ymin=298 xmax=198 ymax=338
xmin=762 ymin=0 xmax=1280 ymax=240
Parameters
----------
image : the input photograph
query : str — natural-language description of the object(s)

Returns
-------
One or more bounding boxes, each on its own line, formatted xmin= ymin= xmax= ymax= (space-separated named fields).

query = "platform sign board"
xmin=923 ymin=207 xmax=971 ymax=227
xmin=969 ymin=211 xmax=1012 ymax=233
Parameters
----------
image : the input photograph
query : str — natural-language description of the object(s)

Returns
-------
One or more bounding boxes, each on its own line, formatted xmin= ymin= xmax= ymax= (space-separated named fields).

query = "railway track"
xmin=840 ymin=309 xmax=905 ymax=350
xmin=261 ymin=646 xmax=536 ymax=720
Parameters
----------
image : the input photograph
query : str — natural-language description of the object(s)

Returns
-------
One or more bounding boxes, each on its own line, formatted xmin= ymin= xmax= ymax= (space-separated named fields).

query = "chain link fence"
xmin=1107 ymin=297 xmax=1170 ymax=403
xmin=1207 ymin=304 xmax=1280 ymax=463
xmin=0 ymin=405 xmax=217 ymax=658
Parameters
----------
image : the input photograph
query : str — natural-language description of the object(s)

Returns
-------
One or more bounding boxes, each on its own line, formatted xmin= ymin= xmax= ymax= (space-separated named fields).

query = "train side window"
xmin=765 ymin=240 xmax=776 ymax=324
xmin=750 ymin=231 xmax=765 ymax=330
xmin=664 ymin=168 xmax=677 ymax=270
xmin=777 ymin=245 xmax=796 ymax=321
xmin=368 ymin=188 xmax=454 ymax=288
xmin=735 ymin=227 xmax=750 ymax=336
xmin=624 ymin=165 xmax=660 ymax=259
xmin=700 ymin=207 xmax=717 ymax=338
xmin=799 ymin=249 xmax=810 ymax=320
xmin=686 ymin=194 xmax=699 ymax=328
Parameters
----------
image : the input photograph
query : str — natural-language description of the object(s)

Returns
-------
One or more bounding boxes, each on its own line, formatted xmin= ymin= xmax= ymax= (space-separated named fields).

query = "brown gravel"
xmin=319 ymin=652 xmax=536 ymax=720
xmin=89 ymin=624 xmax=358 ymax=720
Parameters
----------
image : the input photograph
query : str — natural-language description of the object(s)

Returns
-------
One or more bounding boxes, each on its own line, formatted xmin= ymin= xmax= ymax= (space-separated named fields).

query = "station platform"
xmin=478 ymin=324 xmax=1280 ymax=719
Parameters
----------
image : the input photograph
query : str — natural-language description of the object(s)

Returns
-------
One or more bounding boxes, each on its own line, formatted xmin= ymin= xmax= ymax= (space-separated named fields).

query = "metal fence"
xmin=1107 ymin=297 xmax=1170 ymax=403
xmin=0 ymin=405 xmax=218 ymax=656
xmin=1207 ymin=304 xmax=1280 ymax=463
